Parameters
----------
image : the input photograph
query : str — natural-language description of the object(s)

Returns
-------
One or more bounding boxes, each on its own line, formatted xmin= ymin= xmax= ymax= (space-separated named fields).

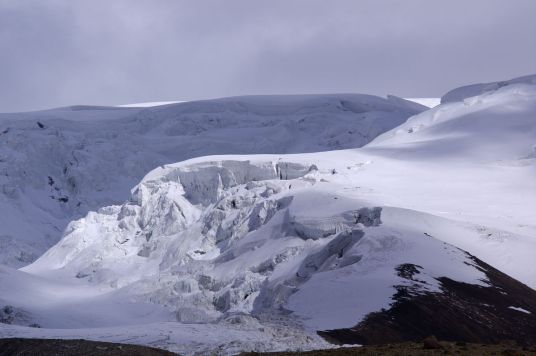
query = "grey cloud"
xmin=0 ymin=0 xmax=535 ymax=112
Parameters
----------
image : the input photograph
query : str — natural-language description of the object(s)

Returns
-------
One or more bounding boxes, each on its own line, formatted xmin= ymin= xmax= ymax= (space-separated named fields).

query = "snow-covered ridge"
xmin=441 ymin=74 xmax=536 ymax=103
xmin=116 ymin=101 xmax=185 ymax=108
xmin=368 ymin=82 xmax=536 ymax=162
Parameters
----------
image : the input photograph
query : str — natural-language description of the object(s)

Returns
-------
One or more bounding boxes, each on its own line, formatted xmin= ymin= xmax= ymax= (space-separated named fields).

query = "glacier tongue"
xmin=22 ymin=155 xmax=490 ymax=338
xmin=23 ymin=157 xmax=397 ymax=333
xmin=0 ymin=94 xmax=423 ymax=267
xmin=26 ymin=159 xmax=321 ymax=297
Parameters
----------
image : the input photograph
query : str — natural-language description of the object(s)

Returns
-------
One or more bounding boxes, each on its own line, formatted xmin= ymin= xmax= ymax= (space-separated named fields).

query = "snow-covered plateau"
xmin=1 ymin=76 xmax=536 ymax=354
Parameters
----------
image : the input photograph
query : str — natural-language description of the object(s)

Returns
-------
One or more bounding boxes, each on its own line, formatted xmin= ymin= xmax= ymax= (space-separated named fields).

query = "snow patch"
xmin=508 ymin=306 xmax=531 ymax=314
xmin=404 ymin=98 xmax=441 ymax=108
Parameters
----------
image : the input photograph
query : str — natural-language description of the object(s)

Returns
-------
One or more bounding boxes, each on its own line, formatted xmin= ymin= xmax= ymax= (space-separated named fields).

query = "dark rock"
xmin=75 ymin=271 xmax=90 ymax=279
xmin=395 ymin=263 xmax=423 ymax=280
xmin=353 ymin=207 xmax=382 ymax=226
xmin=423 ymin=335 xmax=442 ymax=349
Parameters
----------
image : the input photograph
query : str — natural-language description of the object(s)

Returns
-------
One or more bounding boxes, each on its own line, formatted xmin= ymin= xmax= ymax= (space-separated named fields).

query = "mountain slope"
xmin=320 ymin=254 xmax=536 ymax=346
xmin=5 ymin=149 xmax=536 ymax=353
xmin=370 ymin=82 xmax=536 ymax=162
xmin=441 ymin=74 xmax=536 ymax=103
xmin=2 ymin=156 xmax=521 ymax=353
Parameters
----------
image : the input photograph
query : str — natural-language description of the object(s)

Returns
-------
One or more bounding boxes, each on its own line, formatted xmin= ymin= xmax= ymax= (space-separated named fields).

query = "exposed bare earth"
xmin=0 ymin=338 xmax=177 ymax=356
xmin=3 ymin=338 xmax=536 ymax=356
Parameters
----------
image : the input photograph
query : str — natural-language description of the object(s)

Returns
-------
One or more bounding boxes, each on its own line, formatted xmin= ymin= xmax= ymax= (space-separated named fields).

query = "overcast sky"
xmin=1 ymin=0 xmax=535 ymax=112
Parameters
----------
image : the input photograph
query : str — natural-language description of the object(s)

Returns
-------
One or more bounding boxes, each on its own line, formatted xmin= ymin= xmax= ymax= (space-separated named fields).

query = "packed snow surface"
xmin=1 ymin=77 xmax=536 ymax=354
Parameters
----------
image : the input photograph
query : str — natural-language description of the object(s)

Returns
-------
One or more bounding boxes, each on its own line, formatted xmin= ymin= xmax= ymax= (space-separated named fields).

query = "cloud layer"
xmin=1 ymin=0 xmax=535 ymax=112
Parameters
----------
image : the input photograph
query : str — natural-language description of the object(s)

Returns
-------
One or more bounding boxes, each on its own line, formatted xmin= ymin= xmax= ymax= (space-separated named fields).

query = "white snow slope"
xmin=1 ymin=77 xmax=535 ymax=354
xmin=441 ymin=74 xmax=536 ymax=103
xmin=117 ymin=101 xmax=185 ymax=108
xmin=404 ymin=97 xmax=440 ymax=108
xmin=0 ymin=94 xmax=424 ymax=267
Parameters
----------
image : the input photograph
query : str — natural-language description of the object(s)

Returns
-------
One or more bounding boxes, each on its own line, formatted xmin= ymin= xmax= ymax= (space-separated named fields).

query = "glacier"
xmin=1 ymin=77 xmax=536 ymax=354
xmin=0 ymin=94 xmax=424 ymax=267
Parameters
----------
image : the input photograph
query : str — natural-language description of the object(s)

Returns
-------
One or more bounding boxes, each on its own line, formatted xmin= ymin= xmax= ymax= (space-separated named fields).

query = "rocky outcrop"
xmin=319 ymin=252 xmax=536 ymax=346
